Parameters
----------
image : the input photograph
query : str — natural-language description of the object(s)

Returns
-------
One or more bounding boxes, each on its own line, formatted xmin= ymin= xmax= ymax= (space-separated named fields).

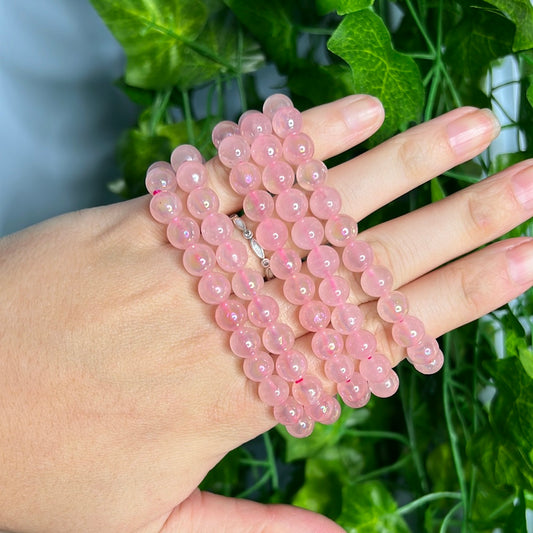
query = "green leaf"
xmin=430 ymin=177 xmax=446 ymax=202
xmin=328 ymin=10 xmax=424 ymax=144
xmin=484 ymin=0 xmax=533 ymax=51
xmin=316 ymin=0 xmax=373 ymax=16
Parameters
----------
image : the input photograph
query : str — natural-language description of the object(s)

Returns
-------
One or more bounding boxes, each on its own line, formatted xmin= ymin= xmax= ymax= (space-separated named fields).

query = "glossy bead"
xmin=296 ymin=159 xmax=327 ymax=191
xmin=292 ymin=375 xmax=323 ymax=406
xmin=345 ymin=329 xmax=377 ymax=360
xmin=147 ymin=160 xmax=172 ymax=174
xmin=299 ymin=300 xmax=331 ymax=332
xmin=218 ymin=135 xmax=250 ymax=168
xmin=187 ymin=187 xmax=220 ymax=219
xmin=406 ymin=335 xmax=440 ymax=365
xmin=212 ymin=120 xmax=239 ymax=148
xmin=263 ymin=323 xmax=295 ymax=354
xmin=413 ymin=350 xmax=444 ymax=374
xmin=232 ymin=268 xmax=264 ymax=300
xmin=197 ymin=271 xmax=231 ymax=304
xmin=306 ymin=245 xmax=340 ymax=278
xmin=310 ymin=186 xmax=342 ymax=219
xmin=359 ymin=353 xmax=392 ymax=383
xmin=243 ymin=352 xmax=274 ymax=381
xmin=216 ymin=239 xmax=248 ymax=272
xmin=283 ymin=132 xmax=314 ymax=166
xmin=360 ymin=265 xmax=394 ymax=297
xmin=369 ymin=370 xmax=400 ymax=398
xmin=255 ymin=218 xmax=289 ymax=251
xmin=274 ymin=397 xmax=304 ymax=426
xmin=230 ymin=327 xmax=261 ymax=358
xmin=276 ymin=349 xmax=308 ymax=382
xmin=342 ymin=240 xmax=374 ymax=272
xmin=325 ymin=214 xmax=358 ymax=247
xmin=214 ymin=299 xmax=247 ymax=331
xmin=325 ymin=355 xmax=355 ymax=383
xmin=201 ymin=213 xmax=233 ymax=245
xmin=263 ymin=93 xmax=293 ymax=118
xmin=318 ymin=276 xmax=350 ymax=306
xmin=377 ymin=291 xmax=409 ymax=323
xmin=243 ymin=190 xmax=275 ymax=221
xmin=258 ymin=375 xmax=290 ymax=406
xmin=272 ymin=106 xmax=302 ymax=138
xmin=275 ymin=188 xmax=308 ymax=222
xmin=167 ymin=217 xmax=200 ymax=249
xmin=182 ymin=243 xmax=216 ymax=276
xmin=239 ymin=111 xmax=272 ymax=143
xmin=331 ymin=303 xmax=363 ymax=334
xmin=291 ymin=217 xmax=324 ymax=250
xmin=262 ymin=160 xmax=295 ymax=194
xmin=170 ymin=144 xmax=202 ymax=171
xmin=149 ymin=191 xmax=182 ymax=223
xmin=286 ymin=414 xmax=315 ymax=438
xmin=250 ymin=134 xmax=282 ymax=167
xmin=305 ymin=394 xmax=341 ymax=424
xmin=283 ymin=273 xmax=315 ymax=305
xmin=311 ymin=328 xmax=343 ymax=360
xmin=338 ymin=373 xmax=371 ymax=408
xmin=269 ymin=249 xmax=302 ymax=280
xmin=392 ymin=315 xmax=426 ymax=347
xmin=145 ymin=164 xmax=176 ymax=194
xmin=176 ymin=161 xmax=207 ymax=192
xmin=248 ymin=295 xmax=279 ymax=327
xmin=229 ymin=161 xmax=262 ymax=195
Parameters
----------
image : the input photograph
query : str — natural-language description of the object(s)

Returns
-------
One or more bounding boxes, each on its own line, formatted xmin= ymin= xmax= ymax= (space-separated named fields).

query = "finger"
xmin=160 ymin=489 xmax=346 ymax=533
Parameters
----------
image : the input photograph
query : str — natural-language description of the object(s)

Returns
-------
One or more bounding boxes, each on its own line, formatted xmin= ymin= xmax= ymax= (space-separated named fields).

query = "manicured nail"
xmin=506 ymin=239 xmax=533 ymax=285
xmin=447 ymin=109 xmax=500 ymax=157
xmin=511 ymin=164 xmax=533 ymax=210
xmin=342 ymin=95 xmax=383 ymax=130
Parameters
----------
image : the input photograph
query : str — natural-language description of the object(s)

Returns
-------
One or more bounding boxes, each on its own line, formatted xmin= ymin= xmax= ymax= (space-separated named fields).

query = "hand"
xmin=0 ymin=95 xmax=531 ymax=533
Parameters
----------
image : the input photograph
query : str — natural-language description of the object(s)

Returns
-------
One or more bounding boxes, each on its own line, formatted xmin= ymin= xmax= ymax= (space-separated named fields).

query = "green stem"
xmin=181 ymin=89 xmax=195 ymax=145
xmin=404 ymin=0 xmax=436 ymax=56
xmin=438 ymin=501 xmax=463 ymax=532
xmin=345 ymin=429 xmax=409 ymax=446
xmin=236 ymin=470 xmax=271 ymax=499
xmin=356 ymin=454 xmax=411 ymax=483
xmin=397 ymin=491 xmax=462 ymax=516
xmin=149 ymin=88 xmax=172 ymax=135
xmin=263 ymin=432 xmax=279 ymax=491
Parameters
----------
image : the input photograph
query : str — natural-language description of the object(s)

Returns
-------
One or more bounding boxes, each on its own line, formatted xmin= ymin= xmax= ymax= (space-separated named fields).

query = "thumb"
xmin=159 ymin=489 xmax=346 ymax=533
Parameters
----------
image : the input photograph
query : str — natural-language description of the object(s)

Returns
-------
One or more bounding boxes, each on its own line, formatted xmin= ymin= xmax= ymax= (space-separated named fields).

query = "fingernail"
xmin=447 ymin=108 xmax=500 ymax=157
xmin=506 ymin=239 xmax=533 ymax=285
xmin=511 ymin=164 xmax=533 ymax=210
xmin=342 ymin=95 xmax=384 ymax=130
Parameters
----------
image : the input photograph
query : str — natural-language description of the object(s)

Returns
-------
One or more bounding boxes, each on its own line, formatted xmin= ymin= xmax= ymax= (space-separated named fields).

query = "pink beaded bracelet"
xmin=145 ymin=94 xmax=443 ymax=438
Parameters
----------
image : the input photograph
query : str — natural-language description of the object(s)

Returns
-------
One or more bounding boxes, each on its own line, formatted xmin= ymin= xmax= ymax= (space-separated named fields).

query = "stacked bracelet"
xmin=145 ymin=94 xmax=443 ymax=438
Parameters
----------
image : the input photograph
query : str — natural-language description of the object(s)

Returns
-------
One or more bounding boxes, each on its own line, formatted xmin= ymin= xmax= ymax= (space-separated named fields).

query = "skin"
xmin=0 ymin=95 xmax=532 ymax=533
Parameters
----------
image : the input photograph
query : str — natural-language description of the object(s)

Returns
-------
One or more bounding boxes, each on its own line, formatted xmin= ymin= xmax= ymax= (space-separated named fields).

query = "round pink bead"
xmin=331 ymin=303 xmax=363 ymax=334
xmin=232 ymin=268 xmax=264 ymax=300
xmin=147 ymin=160 xmax=171 ymax=174
xmin=258 ymin=375 xmax=290 ymax=406
xmin=305 ymin=394 xmax=341 ymax=425
xmin=325 ymin=355 xmax=355 ymax=383
xmin=369 ymin=370 xmax=400 ymax=398
xmin=275 ymin=188 xmax=308 ymax=222
xmin=145 ymin=164 xmax=176 ymax=194
xmin=392 ymin=315 xmax=426 ymax=347
xmin=212 ymin=120 xmax=239 ymax=148
xmin=306 ymin=245 xmax=340 ymax=278
xmin=243 ymin=352 xmax=274 ymax=382
xmin=149 ymin=191 xmax=182 ymax=223
xmin=247 ymin=295 xmax=279 ymax=327
xmin=338 ymin=373 xmax=371 ymax=408
xmin=276 ymin=349 xmax=308 ymax=382
xmin=318 ymin=276 xmax=350 ymax=306
xmin=262 ymin=160 xmax=295 ymax=194
xmin=201 ymin=213 xmax=233 ymax=245
xmin=214 ymin=299 xmax=247 ymax=331
xmin=325 ymin=214 xmax=358 ymax=247
xmin=345 ymin=329 xmax=377 ymax=360
xmin=274 ymin=397 xmax=304 ymax=426
xmin=311 ymin=328 xmax=343 ymax=360
xmin=272 ymin=106 xmax=302 ymax=138
xmin=167 ymin=217 xmax=200 ymax=249
xmin=197 ymin=271 xmax=231 ymax=304
xmin=230 ymin=327 xmax=261 ymax=358
xmin=229 ymin=161 xmax=262 ymax=195
xmin=286 ymin=414 xmax=315 ymax=438
xmin=216 ymin=239 xmax=248 ymax=272
xmin=296 ymin=159 xmax=327 ymax=191
xmin=360 ymin=265 xmax=394 ymax=297
xmin=283 ymin=132 xmax=314 ymax=166
xmin=309 ymin=186 xmax=342 ymax=219
xmin=218 ymin=135 xmax=250 ymax=168
xmin=342 ymin=240 xmax=374 ymax=272
xmin=263 ymin=323 xmax=295 ymax=354
xmin=283 ymin=273 xmax=315 ymax=305
xmin=170 ymin=144 xmax=202 ymax=171
xmin=377 ymin=291 xmax=409 ymax=323
xmin=182 ymin=243 xmax=216 ymax=276
xmin=406 ymin=335 xmax=440 ymax=364
xmin=239 ymin=111 xmax=272 ymax=143
xmin=299 ymin=300 xmax=331 ymax=332
xmin=292 ymin=375 xmax=323 ymax=406
xmin=250 ymin=134 xmax=282 ymax=167
xmin=413 ymin=350 xmax=444 ymax=375
xmin=263 ymin=93 xmax=293 ymax=118
xmin=291 ymin=217 xmax=324 ymax=250
xmin=243 ymin=190 xmax=275 ymax=221
xmin=269 ymin=249 xmax=302 ymax=280
xmin=359 ymin=353 xmax=392 ymax=383
xmin=255 ymin=218 xmax=289 ymax=251
xmin=176 ymin=161 xmax=207 ymax=192
xmin=187 ymin=187 xmax=220 ymax=220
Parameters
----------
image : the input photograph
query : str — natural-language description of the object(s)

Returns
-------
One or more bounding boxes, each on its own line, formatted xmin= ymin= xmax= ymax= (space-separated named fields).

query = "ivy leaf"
xmin=316 ymin=0 xmax=373 ymax=16
xmin=484 ymin=0 xmax=533 ymax=51
xmin=328 ymin=9 xmax=424 ymax=144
